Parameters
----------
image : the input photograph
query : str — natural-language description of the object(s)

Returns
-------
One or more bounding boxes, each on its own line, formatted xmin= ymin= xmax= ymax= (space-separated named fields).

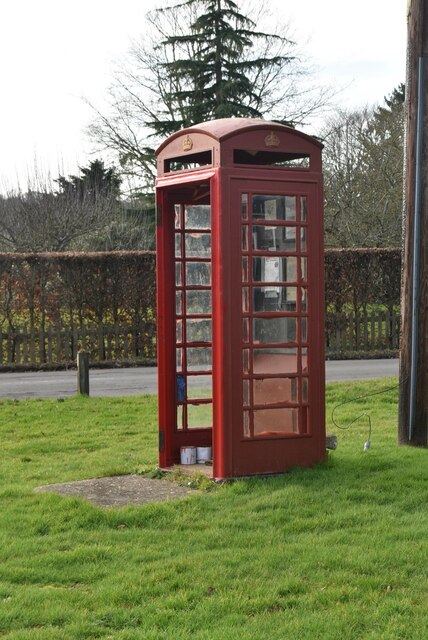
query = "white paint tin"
xmin=180 ymin=446 xmax=197 ymax=465
xmin=196 ymin=446 xmax=212 ymax=464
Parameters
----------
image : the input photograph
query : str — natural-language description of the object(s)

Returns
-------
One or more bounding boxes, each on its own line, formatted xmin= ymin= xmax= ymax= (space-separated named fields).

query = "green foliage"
xmin=56 ymin=159 xmax=122 ymax=202
xmin=2 ymin=382 xmax=428 ymax=638
xmin=153 ymin=0 xmax=294 ymax=135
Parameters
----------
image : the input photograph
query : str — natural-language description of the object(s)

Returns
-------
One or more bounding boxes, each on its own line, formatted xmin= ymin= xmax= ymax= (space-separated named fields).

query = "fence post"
xmin=77 ymin=350 xmax=90 ymax=395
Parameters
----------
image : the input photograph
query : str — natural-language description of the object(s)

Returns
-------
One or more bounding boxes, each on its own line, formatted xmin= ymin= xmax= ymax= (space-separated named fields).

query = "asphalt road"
xmin=0 ymin=360 xmax=399 ymax=399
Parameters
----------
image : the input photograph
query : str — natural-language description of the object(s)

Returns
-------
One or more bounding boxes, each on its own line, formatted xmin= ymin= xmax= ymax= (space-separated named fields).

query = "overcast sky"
xmin=0 ymin=0 xmax=406 ymax=191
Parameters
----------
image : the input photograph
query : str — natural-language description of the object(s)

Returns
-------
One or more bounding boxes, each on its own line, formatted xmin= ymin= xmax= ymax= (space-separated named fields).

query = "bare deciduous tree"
xmin=87 ymin=0 xmax=334 ymax=186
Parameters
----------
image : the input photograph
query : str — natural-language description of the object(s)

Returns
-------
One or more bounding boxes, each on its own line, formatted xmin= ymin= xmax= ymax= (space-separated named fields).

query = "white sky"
xmin=0 ymin=0 xmax=406 ymax=192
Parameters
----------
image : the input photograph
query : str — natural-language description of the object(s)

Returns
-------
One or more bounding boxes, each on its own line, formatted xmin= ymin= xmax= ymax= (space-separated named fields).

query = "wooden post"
xmin=398 ymin=0 xmax=428 ymax=445
xmin=77 ymin=350 xmax=90 ymax=396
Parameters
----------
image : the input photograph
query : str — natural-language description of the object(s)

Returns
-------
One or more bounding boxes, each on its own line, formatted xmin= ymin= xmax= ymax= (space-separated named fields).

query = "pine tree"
xmin=150 ymin=0 xmax=294 ymax=136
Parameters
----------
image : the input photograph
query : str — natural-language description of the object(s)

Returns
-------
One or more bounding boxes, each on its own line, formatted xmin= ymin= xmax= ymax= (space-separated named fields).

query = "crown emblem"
xmin=183 ymin=135 xmax=193 ymax=152
xmin=264 ymin=131 xmax=280 ymax=148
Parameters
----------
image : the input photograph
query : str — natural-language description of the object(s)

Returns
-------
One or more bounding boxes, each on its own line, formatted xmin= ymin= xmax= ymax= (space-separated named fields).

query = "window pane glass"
xmin=301 ymin=288 xmax=307 ymax=312
xmin=184 ymin=205 xmax=210 ymax=229
xmin=186 ymin=347 xmax=212 ymax=371
xmin=241 ymin=194 xmax=248 ymax=220
xmin=242 ymin=225 xmax=248 ymax=251
xmin=176 ymin=374 xmax=186 ymax=402
xmin=300 ymin=257 xmax=307 ymax=282
xmin=175 ymin=233 xmax=182 ymax=257
xmin=253 ymin=256 xmax=297 ymax=283
xmin=253 ymin=317 xmax=297 ymax=343
xmin=176 ymin=320 xmax=183 ymax=343
xmin=187 ymin=403 xmax=212 ymax=428
xmin=243 ymin=318 xmax=249 ymax=342
xmin=253 ymin=377 xmax=298 ymax=405
xmin=176 ymin=405 xmax=183 ymax=430
xmin=243 ymin=410 xmax=250 ymax=437
xmin=175 ymin=205 xmax=182 ymax=229
xmin=301 ymin=318 xmax=307 ymax=343
xmin=243 ymin=349 xmax=250 ymax=373
xmin=302 ymin=378 xmax=308 ymax=403
xmin=176 ymin=292 xmax=183 ymax=315
xmin=300 ymin=196 xmax=307 ymax=222
xmin=243 ymin=379 xmax=250 ymax=406
xmin=301 ymin=348 xmax=308 ymax=374
xmin=187 ymin=375 xmax=212 ymax=399
xmin=186 ymin=289 xmax=212 ymax=314
xmin=186 ymin=319 xmax=212 ymax=343
xmin=185 ymin=233 xmax=211 ymax=257
xmin=253 ymin=225 xmax=296 ymax=252
xmin=175 ymin=262 xmax=182 ymax=286
xmin=253 ymin=348 xmax=297 ymax=374
xmin=253 ymin=286 xmax=298 ymax=312
xmin=242 ymin=287 xmax=249 ymax=312
xmin=242 ymin=257 xmax=248 ymax=282
xmin=300 ymin=227 xmax=307 ymax=252
xmin=176 ymin=347 xmax=183 ymax=372
xmin=186 ymin=262 xmax=211 ymax=286
xmin=254 ymin=408 xmax=299 ymax=435
xmin=252 ymin=195 xmax=297 ymax=221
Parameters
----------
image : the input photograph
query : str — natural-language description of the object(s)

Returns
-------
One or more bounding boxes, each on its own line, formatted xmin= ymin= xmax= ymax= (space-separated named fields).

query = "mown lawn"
xmin=1 ymin=380 xmax=428 ymax=639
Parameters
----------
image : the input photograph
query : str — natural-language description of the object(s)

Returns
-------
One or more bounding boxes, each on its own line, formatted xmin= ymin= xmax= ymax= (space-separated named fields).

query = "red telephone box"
xmin=156 ymin=118 xmax=325 ymax=480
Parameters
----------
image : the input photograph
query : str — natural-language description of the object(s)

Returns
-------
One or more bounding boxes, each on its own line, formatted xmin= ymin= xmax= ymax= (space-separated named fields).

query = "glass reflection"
xmin=186 ymin=262 xmax=211 ymax=286
xmin=253 ymin=377 xmax=298 ymax=405
xmin=241 ymin=194 xmax=248 ymax=220
xmin=253 ymin=408 xmax=299 ymax=435
xmin=252 ymin=225 xmax=296 ymax=252
xmin=186 ymin=347 xmax=212 ymax=371
xmin=175 ymin=233 xmax=182 ymax=257
xmin=186 ymin=289 xmax=212 ymax=314
xmin=253 ymin=317 xmax=297 ymax=343
xmin=252 ymin=195 xmax=297 ymax=221
xmin=186 ymin=319 xmax=212 ymax=343
xmin=185 ymin=233 xmax=211 ymax=257
xmin=253 ymin=286 xmax=297 ymax=312
xmin=253 ymin=348 xmax=297 ymax=374
xmin=184 ymin=205 xmax=210 ymax=229
xmin=175 ymin=205 xmax=182 ymax=229
xmin=300 ymin=196 xmax=307 ymax=222
xmin=253 ymin=257 xmax=297 ymax=283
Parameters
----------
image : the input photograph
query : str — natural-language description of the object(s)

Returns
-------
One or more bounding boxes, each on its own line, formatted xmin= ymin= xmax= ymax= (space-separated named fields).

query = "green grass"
xmin=1 ymin=380 xmax=428 ymax=639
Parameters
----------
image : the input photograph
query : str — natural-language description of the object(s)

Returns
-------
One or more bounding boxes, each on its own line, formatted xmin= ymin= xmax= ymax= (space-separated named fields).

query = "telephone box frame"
xmin=156 ymin=118 xmax=325 ymax=480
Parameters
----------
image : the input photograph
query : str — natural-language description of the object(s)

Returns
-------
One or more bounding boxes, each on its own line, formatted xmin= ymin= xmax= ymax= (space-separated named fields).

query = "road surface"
xmin=0 ymin=360 xmax=399 ymax=399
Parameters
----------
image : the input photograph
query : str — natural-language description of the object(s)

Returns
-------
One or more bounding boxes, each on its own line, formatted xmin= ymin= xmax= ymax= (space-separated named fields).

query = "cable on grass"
xmin=331 ymin=382 xmax=400 ymax=451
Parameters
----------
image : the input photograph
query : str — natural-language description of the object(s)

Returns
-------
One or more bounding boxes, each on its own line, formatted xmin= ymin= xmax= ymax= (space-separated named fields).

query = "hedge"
xmin=0 ymin=249 xmax=401 ymax=365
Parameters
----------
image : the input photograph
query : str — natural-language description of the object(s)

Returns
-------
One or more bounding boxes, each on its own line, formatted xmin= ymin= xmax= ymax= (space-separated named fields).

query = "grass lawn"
xmin=1 ymin=380 xmax=428 ymax=639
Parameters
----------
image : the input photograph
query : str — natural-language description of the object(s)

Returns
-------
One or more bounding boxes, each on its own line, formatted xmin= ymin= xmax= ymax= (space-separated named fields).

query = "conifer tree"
xmin=151 ymin=0 xmax=294 ymax=135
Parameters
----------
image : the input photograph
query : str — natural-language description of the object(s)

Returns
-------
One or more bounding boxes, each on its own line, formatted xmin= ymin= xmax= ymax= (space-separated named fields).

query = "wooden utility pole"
xmin=398 ymin=0 xmax=428 ymax=445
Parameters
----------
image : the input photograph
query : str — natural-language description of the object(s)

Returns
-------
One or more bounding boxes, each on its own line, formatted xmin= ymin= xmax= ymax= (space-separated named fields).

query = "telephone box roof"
xmin=156 ymin=117 xmax=322 ymax=156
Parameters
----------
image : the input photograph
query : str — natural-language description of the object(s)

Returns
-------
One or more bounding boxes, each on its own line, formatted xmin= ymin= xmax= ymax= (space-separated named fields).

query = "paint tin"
xmin=196 ymin=446 xmax=212 ymax=464
xmin=180 ymin=446 xmax=196 ymax=465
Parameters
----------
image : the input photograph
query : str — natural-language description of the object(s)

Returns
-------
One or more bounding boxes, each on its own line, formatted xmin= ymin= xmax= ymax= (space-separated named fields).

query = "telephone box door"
xmin=222 ymin=178 xmax=325 ymax=477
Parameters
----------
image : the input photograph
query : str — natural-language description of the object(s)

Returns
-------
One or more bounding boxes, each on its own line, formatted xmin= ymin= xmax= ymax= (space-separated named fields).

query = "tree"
xmin=0 ymin=161 xmax=120 ymax=252
xmin=151 ymin=0 xmax=295 ymax=134
xmin=56 ymin=159 xmax=121 ymax=203
xmin=87 ymin=0 xmax=333 ymax=188
xmin=322 ymin=86 xmax=404 ymax=248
